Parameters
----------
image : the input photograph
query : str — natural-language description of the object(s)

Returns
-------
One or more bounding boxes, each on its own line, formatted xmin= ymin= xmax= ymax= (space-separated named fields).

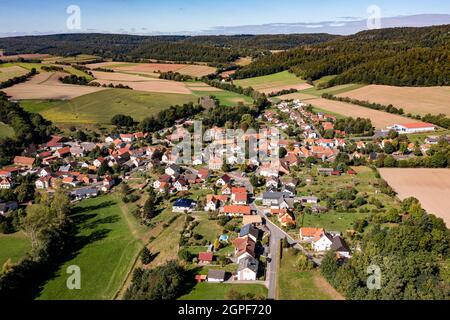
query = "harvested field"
xmin=92 ymin=71 xmax=156 ymax=82
xmin=379 ymin=168 xmax=450 ymax=227
xmin=277 ymin=92 xmax=318 ymax=101
xmin=0 ymin=66 xmax=28 ymax=81
xmin=337 ymin=85 xmax=450 ymax=116
xmin=259 ymin=83 xmax=312 ymax=95
xmin=92 ymin=79 xmax=192 ymax=95
xmin=112 ymin=63 xmax=215 ymax=77
xmin=0 ymin=53 xmax=50 ymax=62
xmin=4 ymin=72 xmax=106 ymax=100
xmin=309 ymin=98 xmax=411 ymax=129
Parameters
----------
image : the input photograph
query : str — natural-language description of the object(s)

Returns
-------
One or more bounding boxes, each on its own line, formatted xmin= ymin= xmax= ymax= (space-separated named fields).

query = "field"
xmin=277 ymin=249 xmax=343 ymax=300
xmin=234 ymin=71 xmax=312 ymax=94
xmin=87 ymin=62 xmax=216 ymax=77
xmin=308 ymin=98 xmax=411 ymax=129
xmin=179 ymin=283 xmax=267 ymax=300
xmin=337 ymin=85 xmax=450 ymax=116
xmin=192 ymin=89 xmax=253 ymax=107
xmin=0 ymin=232 xmax=31 ymax=267
xmin=0 ymin=53 xmax=50 ymax=62
xmin=28 ymin=89 xmax=197 ymax=124
xmin=3 ymin=72 xmax=106 ymax=100
xmin=37 ymin=194 xmax=143 ymax=300
xmin=379 ymin=168 xmax=450 ymax=227
xmin=0 ymin=122 xmax=14 ymax=138
xmin=0 ymin=65 xmax=28 ymax=81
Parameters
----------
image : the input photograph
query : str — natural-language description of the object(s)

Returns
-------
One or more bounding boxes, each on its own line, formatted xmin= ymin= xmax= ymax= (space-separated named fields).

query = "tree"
xmin=295 ymin=253 xmax=314 ymax=271
xmin=214 ymin=239 xmax=221 ymax=251
xmin=140 ymin=247 xmax=154 ymax=265
xmin=221 ymin=163 xmax=231 ymax=173
xmin=111 ymin=114 xmax=135 ymax=127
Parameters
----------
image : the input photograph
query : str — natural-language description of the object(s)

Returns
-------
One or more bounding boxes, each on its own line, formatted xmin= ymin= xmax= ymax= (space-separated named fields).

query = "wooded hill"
xmin=234 ymin=25 xmax=450 ymax=86
xmin=0 ymin=33 xmax=338 ymax=64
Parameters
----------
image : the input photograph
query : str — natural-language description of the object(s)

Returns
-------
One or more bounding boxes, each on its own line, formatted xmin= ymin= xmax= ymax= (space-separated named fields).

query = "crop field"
xmin=93 ymin=78 xmax=193 ymax=95
xmin=0 ymin=121 xmax=14 ymax=138
xmin=33 ymin=89 xmax=197 ymax=124
xmin=337 ymin=85 xmax=450 ymax=116
xmin=87 ymin=62 xmax=216 ymax=77
xmin=0 ymin=65 xmax=28 ymax=81
xmin=3 ymin=72 xmax=106 ymax=100
xmin=0 ymin=53 xmax=50 ymax=62
xmin=0 ymin=232 xmax=31 ymax=267
xmin=191 ymin=89 xmax=253 ymax=106
xmin=37 ymin=195 xmax=143 ymax=300
xmin=308 ymin=98 xmax=411 ymax=129
xmin=379 ymin=168 xmax=450 ymax=227
xmin=234 ymin=71 xmax=312 ymax=94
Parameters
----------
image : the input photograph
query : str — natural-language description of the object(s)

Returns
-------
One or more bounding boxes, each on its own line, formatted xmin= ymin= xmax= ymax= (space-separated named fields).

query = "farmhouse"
xmin=392 ymin=122 xmax=435 ymax=134
xmin=13 ymin=156 xmax=35 ymax=168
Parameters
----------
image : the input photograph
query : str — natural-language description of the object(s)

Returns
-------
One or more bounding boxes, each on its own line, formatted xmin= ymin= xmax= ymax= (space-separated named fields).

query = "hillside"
xmin=234 ymin=25 xmax=450 ymax=86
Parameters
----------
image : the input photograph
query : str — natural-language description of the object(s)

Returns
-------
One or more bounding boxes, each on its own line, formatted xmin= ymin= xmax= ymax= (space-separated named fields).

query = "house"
xmin=299 ymin=227 xmax=325 ymax=242
xmin=173 ymin=176 xmax=189 ymax=192
xmin=262 ymin=192 xmax=292 ymax=207
xmin=70 ymin=146 xmax=85 ymax=158
xmin=266 ymin=177 xmax=279 ymax=188
xmin=0 ymin=178 xmax=13 ymax=189
xmin=204 ymin=195 xmax=228 ymax=212
xmin=207 ymin=269 xmax=226 ymax=283
xmin=299 ymin=196 xmax=319 ymax=205
xmin=331 ymin=236 xmax=351 ymax=259
xmin=216 ymin=174 xmax=231 ymax=186
xmin=198 ymin=252 xmax=214 ymax=264
xmin=173 ymin=198 xmax=196 ymax=213
xmin=313 ymin=233 xmax=334 ymax=252
xmin=35 ymin=176 xmax=51 ymax=189
xmin=234 ymin=236 xmax=257 ymax=263
xmin=55 ymin=146 xmax=71 ymax=158
xmin=231 ymin=188 xmax=248 ymax=205
xmin=222 ymin=205 xmax=252 ymax=217
xmin=279 ymin=212 xmax=296 ymax=227
xmin=209 ymin=157 xmax=223 ymax=170
xmin=242 ymin=215 xmax=263 ymax=226
xmin=38 ymin=168 xmax=52 ymax=177
xmin=13 ymin=156 xmax=35 ymax=168
xmin=46 ymin=136 xmax=65 ymax=150
xmin=165 ymin=164 xmax=181 ymax=177
xmin=0 ymin=201 xmax=18 ymax=215
xmin=239 ymin=224 xmax=261 ymax=242
xmin=392 ymin=122 xmax=435 ymax=134
xmin=71 ymin=187 xmax=98 ymax=201
xmin=237 ymin=256 xmax=259 ymax=281
xmin=120 ymin=134 xmax=135 ymax=143
xmin=197 ymin=168 xmax=210 ymax=182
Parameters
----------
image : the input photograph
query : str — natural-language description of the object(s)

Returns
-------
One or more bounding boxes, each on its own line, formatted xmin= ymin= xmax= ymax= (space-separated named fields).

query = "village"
xmin=1 ymin=97 xmax=447 ymax=299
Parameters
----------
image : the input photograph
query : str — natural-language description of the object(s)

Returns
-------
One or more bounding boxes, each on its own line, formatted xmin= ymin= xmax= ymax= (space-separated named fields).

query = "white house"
xmin=313 ymin=233 xmax=334 ymax=252
xmin=237 ymin=256 xmax=258 ymax=281
xmin=207 ymin=270 xmax=226 ymax=283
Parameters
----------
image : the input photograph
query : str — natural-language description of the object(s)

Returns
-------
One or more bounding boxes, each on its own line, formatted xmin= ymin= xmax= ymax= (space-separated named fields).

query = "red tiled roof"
xmin=198 ymin=252 xmax=213 ymax=262
xmin=223 ymin=205 xmax=251 ymax=215
xmin=13 ymin=156 xmax=35 ymax=166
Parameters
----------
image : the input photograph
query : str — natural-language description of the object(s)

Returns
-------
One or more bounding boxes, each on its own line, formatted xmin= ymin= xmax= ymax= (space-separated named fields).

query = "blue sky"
xmin=0 ymin=0 xmax=449 ymax=35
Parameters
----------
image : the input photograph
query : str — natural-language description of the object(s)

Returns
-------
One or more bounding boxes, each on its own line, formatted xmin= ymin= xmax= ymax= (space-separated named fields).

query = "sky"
xmin=0 ymin=0 xmax=449 ymax=35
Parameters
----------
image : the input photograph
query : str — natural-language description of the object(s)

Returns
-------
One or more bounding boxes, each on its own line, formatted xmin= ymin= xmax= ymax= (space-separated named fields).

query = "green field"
xmin=299 ymin=83 xmax=366 ymax=97
xmin=23 ymin=89 xmax=197 ymax=124
xmin=37 ymin=194 xmax=143 ymax=300
xmin=278 ymin=249 xmax=342 ymax=300
xmin=0 ymin=232 xmax=31 ymax=267
xmin=0 ymin=122 xmax=14 ymax=138
xmin=234 ymin=71 xmax=306 ymax=90
xmin=192 ymin=90 xmax=253 ymax=107
xmin=179 ymin=283 xmax=267 ymax=300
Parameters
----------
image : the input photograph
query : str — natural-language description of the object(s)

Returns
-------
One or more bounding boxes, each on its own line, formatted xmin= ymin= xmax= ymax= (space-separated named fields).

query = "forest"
xmin=234 ymin=25 xmax=450 ymax=86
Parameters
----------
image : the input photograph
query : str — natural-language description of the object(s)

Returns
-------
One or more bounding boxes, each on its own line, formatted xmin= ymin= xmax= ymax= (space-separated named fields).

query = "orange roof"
xmin=300 ymin=227 xmax=325 ymax=238
xmin=223 ymin=205 xmax=251 ymax=215
xmin=13 ymin=156 xmax=35 ymax=166
xmin=231 ymin=187 xmax=247 ymax=194
xmin=233 ymin=193 xmax=248 ymax=202
xmin=400 ymin=122 xmax=435 ymax=129
xmin=198 ymin=252 xmax=213 ymax=262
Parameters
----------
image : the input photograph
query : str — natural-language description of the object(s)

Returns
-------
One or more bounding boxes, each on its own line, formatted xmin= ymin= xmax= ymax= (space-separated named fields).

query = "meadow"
xmin=37 ymin=194 xmax=143 ymax=300
xmin=234 ymin=71 xmax=312 ymax=94
xmin=277 ymin=249 xmax=343 ymax=300
xmin=0 ymin=232 xmax=31 ymax=267
xmin=179 ymin=283 xmax=267 ymax=300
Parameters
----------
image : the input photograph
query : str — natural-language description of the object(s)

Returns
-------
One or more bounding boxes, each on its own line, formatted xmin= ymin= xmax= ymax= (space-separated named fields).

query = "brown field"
xmin=4 ymin=72 xmax=107 ymax=100
xmin=186 ymin=82 xmax=222 ymax=92
xmin=337 ymin=85 xmax=450 ymax=116
xmin=92 ymin=79 xmax=192 ymax=95
xmin=0 ymin=66 xmax=28 ymax=81
xmin=0 ymin=53 xmax=50 ymax=62
xmin=235 ymin=57 xmax=253 ymax=66
xmin=379 ymin=168 xmax=450 ymax=227
xmin=259 ymin=83 xmax=313 ymax=95
xmin=310 ymin=98 xmax=411 ymax=129
xmin=277 ymin=92 xmax=319 ymax=101
xmin=109 ymin=63 xmax=215 ymax=78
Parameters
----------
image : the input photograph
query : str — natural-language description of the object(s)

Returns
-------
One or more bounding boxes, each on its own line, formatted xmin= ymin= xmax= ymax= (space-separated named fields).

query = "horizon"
xmin=0 ymin=0 xmax=449 ymax=37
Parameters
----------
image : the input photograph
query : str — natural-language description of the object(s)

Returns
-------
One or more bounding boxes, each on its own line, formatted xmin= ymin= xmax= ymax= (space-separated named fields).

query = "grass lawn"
xmin=299 ymin=83 xmax=366 ymax=97
xmin=193 ymin=90 xmax=253 ymax=107
xmin=310 ymin=106 xmax=346 ymax=119
xmin=301 ymin=212 xmax=369 ymax=232
xmin=179 ymin=283 xmax=267 ymax=300
xmin=0 ymin=122 xmax=15 ymax=138
xmin=0 ymin=232 xmax=31 ymax=267
xmin=277 ymin=249 xmax=343 ymax=300
xmin=37 ymin=194 xmax=143 ymax=300
xmin=33 ymin=89 xmax=197 ymax=124
xmin=234 ymin=71 xmax=305 ymax=91
xmin=192 ymin=212 xmax=222 ymax=243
